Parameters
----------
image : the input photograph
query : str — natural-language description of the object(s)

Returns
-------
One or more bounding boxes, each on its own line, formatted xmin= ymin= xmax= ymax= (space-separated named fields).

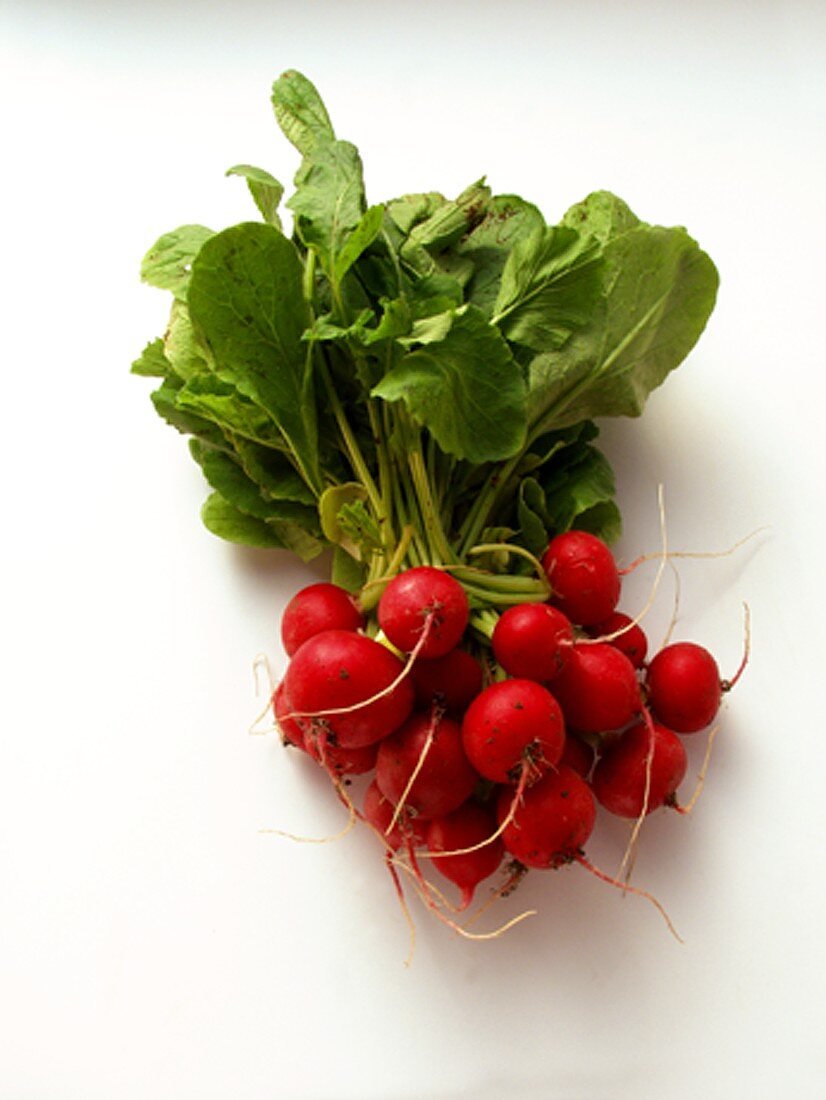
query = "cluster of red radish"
xmin=273 ymin=531 xmax=739 ymax=935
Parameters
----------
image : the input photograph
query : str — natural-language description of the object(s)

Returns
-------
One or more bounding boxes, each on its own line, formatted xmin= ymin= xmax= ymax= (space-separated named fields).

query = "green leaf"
xmin=575 ymin=500 xmax=622 ymax=545
xmin=140 ymin=225 xmax=215 ymax=301
xmin=527 ymin=224 xmax=720 ymax=430
xmin=400 ymin=179 xmax=491 ymax=270
xmin=457 ymin=194 xmax=546 ymax=314
xmin=200 ymin=491 xmax=324 ymax=559
xmin=334 ymin=204 xmax=385 ymax=283
xmin=149 ymin=377 xmax=228 ymax=448
xmin=164 ymin=301 xmax=212 ymax=381
xmin=271 ymin=70 xmax=335 ymax=155
xmin=492 ymin=225 xmax=603 ymax=351
xmin=187 ymin=223 xmax=322 ymax=494
xmin=131 ymin=338 xmax=170 ymax=377
xmin=543 ymin=444 xmax=617 ymax=532
xmin=175 ymin=374 xmax=286 ymax=449
xmin=318 ymin=483 xmax=369 ymax=558
xmin=372 ymin=304 xmax=527 ymax=463
xmin=190 ymin=441 xmax=320 ymax=529
xmin=226 ymin=164 xmax=284 ymax=228
xmin=561 ymin=190 xmax=640 ymax=244
xmin=517 ymin=477 xmax=551 ymax=557
xmin=230 ymin=438 xmax=317 ymax=505
xmin=331 ymin=546 xmax=366 ymax=593
xmin=288 ymin=140 xmax=367 ymax=277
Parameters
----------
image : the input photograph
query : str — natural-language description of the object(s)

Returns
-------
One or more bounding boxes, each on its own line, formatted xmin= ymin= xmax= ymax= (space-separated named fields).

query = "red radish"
xmin=284 ymin=629 xmax=414 ymax=748
xmin=461 ymin=678 xmax=565 ymax=784
xmin=491 ymin=603 xmax=573 ymax=681
xmin=305 ymin=731 xmax=379 ymax=776
xmin=591 ymin=718 xmax=687 ymax=818
xmin=363 ymin=780 xmax=427 ymax=851
xmin=587 ymin=611 xmax=648 ymax=669
xmin=426 ymin=802 xmax=504 ymax=909
xmin=376 ymin=710 xmax=478 ymax=820
xmin=273 ymin=680 xmax=306 ymax=750
xmin=497 ymin=765 xmax=596 ymax=869
xmin=411 ymin=647 xmax=484 ymax=715
xmin=645 ymin=642 xmax=722 ymax=733
xmin=559 ymin=734 xmax=596 ymax=778
xmin=280 ymin=582 xmax=364 ymax=657
xmin=542 ymin=530 xmax=620 ymax=625
xmin=378 ymin=566 xmax=469 ymax=659
xmin=275 ymin=679 xmax=378 ymax=774
xmin=551 ymin=642 xmax=641 ymax=733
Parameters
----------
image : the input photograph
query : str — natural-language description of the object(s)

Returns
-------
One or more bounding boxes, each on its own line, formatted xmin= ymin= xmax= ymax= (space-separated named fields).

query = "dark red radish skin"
xmin=591 ymin=719 xmax=688 ymax=818
xmin=376 ymin=711 xmax=478 ymax=821
xmin=559 ymin=734 xmax=596 ymax=779
xmin=461 ymin=679 xmax=565 ymax=785
xmin=284 ymin=629 xmax=414 ymax=749
xmin=378 ymin=566 xmax=469 ymax=660
xmin=645 ymin=642 xmax=722 ymax=733
xmin=587 ymin=611 xmax=648 ymax=669
xmin=491 ymin=603 xmax=573 ymax=682
xmin=426 ymin=802 xmax=504 ymax=910
xmin=497 ymin=765 xmax=596 ymax=870
xmin=280 ymin=582 xmax=364 ymax=657
xmin=363 ymin=780 xmax=427 ymax=851
xmin=542 ymin=530 xmax=621 ymax=626
xmin=273 ymin=681 xmax=307 ymax=751
xmin=411 ymin=647 xmax=484 ymax=715
xmin=551 ymin=642 xmax=641 ymax=733
xmin=304 ymin=731 xmax=379 ymax=776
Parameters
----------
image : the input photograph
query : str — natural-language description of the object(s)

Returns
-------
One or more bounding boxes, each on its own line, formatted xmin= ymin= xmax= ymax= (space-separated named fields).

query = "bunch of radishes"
xmin=273 ymin=529 xmax=739 ymax=932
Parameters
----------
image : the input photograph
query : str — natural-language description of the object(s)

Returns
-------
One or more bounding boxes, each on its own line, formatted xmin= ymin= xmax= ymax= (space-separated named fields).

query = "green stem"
xmin=318 ymin=355 xmax=384 ymax=521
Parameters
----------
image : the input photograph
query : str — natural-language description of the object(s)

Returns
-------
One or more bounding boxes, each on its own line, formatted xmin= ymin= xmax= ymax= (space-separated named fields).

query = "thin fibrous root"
xmin=575 ymin=853 xmax=683 ymax=943
xmin=619 ymin=525 xmax=769 ymax=574
xmin=722 ymin=602 xmax=751 ymax=691
xmin=672 ymin=722 xmax=721 ymax=817
xmin=383 ymin=853 xmax=418 ymax=968
xmin=417 ymin=759 xmax=530 ymax=861
xmin=258 ymin=804 xmax=357 ymax=845
xmin=463 ymin=863 xmax=528 ymax=928
xmin=580 ymin=483 xmax=669 ymax=645
xmin=282 ymin=611 xmax=435 ymax=724
xmin=248 ymin=655 xmax=282 ymax=736
xmin=660 ymin=560 xmax=682 ymax=650
xmin=392 ymin=854 xmax=537 ymax=940
xmin=385 ymin=702 xmax=442 ymax=836
xmin=617 ymin=704 xmax=657 ymax=885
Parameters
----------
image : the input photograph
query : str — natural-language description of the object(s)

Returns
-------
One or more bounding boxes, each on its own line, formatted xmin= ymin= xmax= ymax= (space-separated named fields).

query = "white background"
xmin=2 ymin=2 xmax=825 ymax=1097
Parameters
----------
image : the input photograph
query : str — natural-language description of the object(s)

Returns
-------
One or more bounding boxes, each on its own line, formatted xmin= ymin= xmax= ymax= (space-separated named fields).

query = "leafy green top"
xmin=134 ymin=70 xmax=718 ymax=608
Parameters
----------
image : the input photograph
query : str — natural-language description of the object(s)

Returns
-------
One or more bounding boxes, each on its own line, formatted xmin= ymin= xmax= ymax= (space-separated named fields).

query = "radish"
xmin=461 ymin=678 xmax=565 ymax=784
xmin=591 ymin=718 xmax=687 ymax=818
xmin=497 ymin=765 xmax=596 ymax=869
xmin=559 ymin=733 xmax=596 ymax=778
xmin=586 ymin=611 xmax=648 ymax=669
xmin=378 ymin=566 xmax=469 ymax=660
xmin=363 ymin=779 xmax=427 ymax=851
xmin=411 ymin=647 xmax=484 ymax=715
xmin=375 ymin=709 xmax=478 ymax=820
xmin=280 ymin=582 xmax=364 ymax=657
xmin=551 ymin=642 xmax=641 ymax=733
xmin=283 ymin=629 xmax=414 ymax=748
xmin=645 ymin=642 xmax=722 ymax=733
xmin=273 ymin=680 xmax=306 ymax=750
xmin=491 ymin=602 xmax=573 ymax=681
xmin=274 ymin=678 xmax=378 ymax=774
xmin=541 ymin=530 xmax=621 ymax=626
xmin=426 ymin=802 xmax=504 ymax=910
